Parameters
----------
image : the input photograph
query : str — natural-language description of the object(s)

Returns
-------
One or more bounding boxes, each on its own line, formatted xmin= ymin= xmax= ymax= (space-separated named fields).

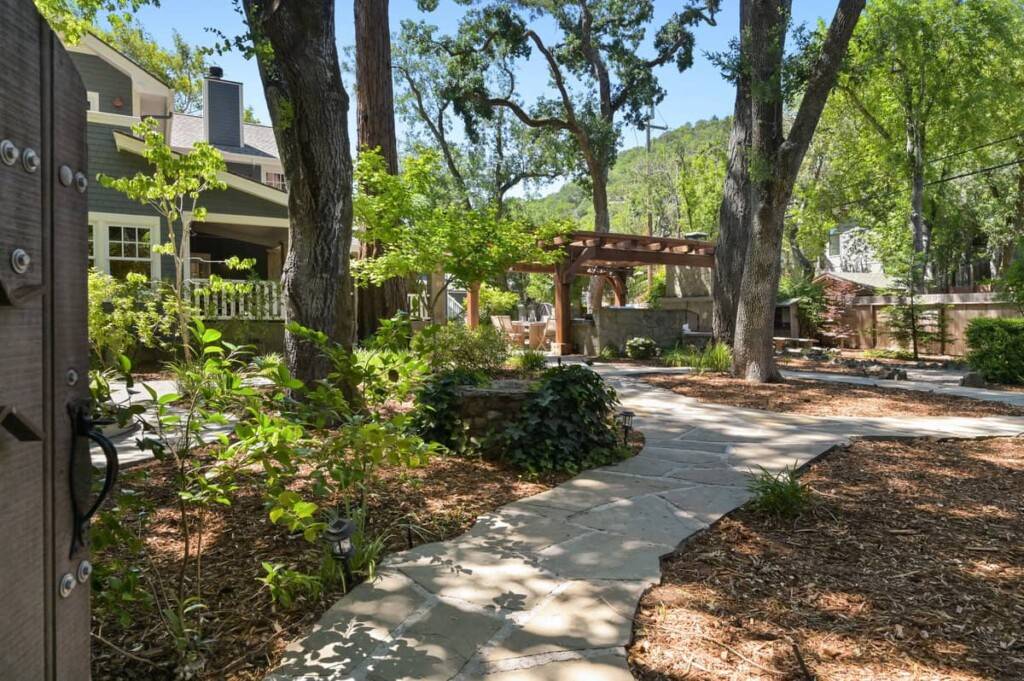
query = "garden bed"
xmin=643 ymin=373 xmax=1024 ymax=417
xmin=630 ymin=436 xmax=1024 ymax=680
xmin=91 ymin=452 xmax=568 ymax=680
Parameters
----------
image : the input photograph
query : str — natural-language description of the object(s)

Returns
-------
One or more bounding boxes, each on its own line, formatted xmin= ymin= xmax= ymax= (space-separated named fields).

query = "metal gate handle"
xmin=68 ymin=402 xmax=119 ymax=555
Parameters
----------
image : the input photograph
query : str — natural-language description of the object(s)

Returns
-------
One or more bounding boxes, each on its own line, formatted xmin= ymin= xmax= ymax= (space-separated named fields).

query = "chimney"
xmin=203 ymin=67 xmax=243 ymax=148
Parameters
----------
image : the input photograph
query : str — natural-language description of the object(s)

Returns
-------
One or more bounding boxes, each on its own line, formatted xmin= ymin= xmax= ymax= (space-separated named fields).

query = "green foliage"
xmin=258 ymin=562 xmax=322 ymax=609
xmin=99 ymin=117 xmax=227 ymax=360
xmin=412 ymin=369 xmax=487 ymax=454
xmin=478 ymin=284 xmax=519 ymax=320
xmin=411 ymin=323 xmax=509 ymax=375
xmin=747 ymin=464 xmax=811 ymax=519
xmin=862 ymin=348 xmax=915 ymax=361
xmin=966 ymin=317 xmax=1024 ymax=384
xmin=34 ymin=0 xmax=152 ymax=42
xmin=778 ymin=275 xmax=826 ymax=337
xmin=598 ymin=344 xmax=622 ymax=359
xmin=511 ymin=349 xmax=548 ymax=375
xmin=491 ymin=365 xmax=626 ymax=475
xmin=995 ymin=259 xmax=1024 ymax=314
xmin=663 ymin=342 xmax=732 ymax=373
xmin=353 ymin=148 xmax=568 ymax=291
xmin=625 ymin=336 xmax=658 ymax=360
xmin=88 ymin=269 xmax=170 ymax=366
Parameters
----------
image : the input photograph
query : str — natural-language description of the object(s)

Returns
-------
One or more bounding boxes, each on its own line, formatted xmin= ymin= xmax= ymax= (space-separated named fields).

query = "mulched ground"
xmin=644 ymin=373 xmax=1024 ymax=417
xmin=630 ymin=436 xmax=1024 ymax=680
xmin=91 ymin=453 xmax=568 ymax=680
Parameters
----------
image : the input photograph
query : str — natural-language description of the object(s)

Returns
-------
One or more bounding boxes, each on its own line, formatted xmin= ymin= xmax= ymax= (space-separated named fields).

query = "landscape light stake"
xmin=616 ymin=410 xmax=635 ymax=445
xmin=323 ymin=515 xmax=356 ymax=587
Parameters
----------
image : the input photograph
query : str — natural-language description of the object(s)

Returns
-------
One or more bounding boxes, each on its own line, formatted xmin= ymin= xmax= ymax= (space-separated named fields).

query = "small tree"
xmin=996 ymin=259 xmax=1024 ymax=314
xmin=100 ymin=118 xmax=226 ymax=360
xmin=353 ymin=148 xmax=567 ymax=320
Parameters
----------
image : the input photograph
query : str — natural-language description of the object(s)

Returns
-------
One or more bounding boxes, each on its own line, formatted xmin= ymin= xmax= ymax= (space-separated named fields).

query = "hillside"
xmin=525 ymin=116 xmax=732 ymax=235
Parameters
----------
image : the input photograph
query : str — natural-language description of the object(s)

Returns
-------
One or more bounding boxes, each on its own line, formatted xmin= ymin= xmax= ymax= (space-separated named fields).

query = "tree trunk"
xmin=587 ymin=158 xmax=610 ymax=310
xmin=354 ymin=0 xmax=407 ymax=340
xmin=731 ymin=0 xmax=865 ymax=382
xmin=242 ymin=0 xmax=354 ymax=385
xmin=712 ymin=9 xmax=752 ymax=346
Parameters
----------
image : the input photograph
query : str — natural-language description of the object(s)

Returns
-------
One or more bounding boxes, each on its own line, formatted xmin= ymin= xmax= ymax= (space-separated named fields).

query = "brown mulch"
xmin=644 ymin=373 xmax=1024 ymax=417
xmin=91 ymin=454 xmax=568 ymax=681
xmin=630 ymin=436 xmax=1024 ymax=681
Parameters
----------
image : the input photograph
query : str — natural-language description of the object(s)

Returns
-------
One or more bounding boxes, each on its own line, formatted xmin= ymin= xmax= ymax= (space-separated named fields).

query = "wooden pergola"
xmin=490 ymin=231 xmax=716 ymax=354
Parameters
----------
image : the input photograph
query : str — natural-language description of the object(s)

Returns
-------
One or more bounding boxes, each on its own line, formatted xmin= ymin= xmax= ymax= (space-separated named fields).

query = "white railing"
xmin=447 ymin=291 xmax=465 ymax=321
xmin=188 ymin=279 xmax=284 ymax=321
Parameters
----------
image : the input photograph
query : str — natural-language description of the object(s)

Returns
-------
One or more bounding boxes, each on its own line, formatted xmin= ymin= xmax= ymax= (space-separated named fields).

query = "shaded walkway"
xmin=266 ymin=368 xmax=1024 ymax=681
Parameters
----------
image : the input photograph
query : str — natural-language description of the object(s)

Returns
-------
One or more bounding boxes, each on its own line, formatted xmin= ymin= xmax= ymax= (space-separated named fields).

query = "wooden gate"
xmin=1 ymin=1 xmax=97 ymax=678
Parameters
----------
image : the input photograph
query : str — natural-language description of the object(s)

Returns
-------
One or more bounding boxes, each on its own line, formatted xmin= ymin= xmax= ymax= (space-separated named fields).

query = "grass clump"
xmin=863 ymin=348 xmax=915 ymax=361
xmin=510 ymin=348 xmax=548 ymax=374
xmin=663 ymin=342 xmax=732 ymax=372
xmin=747 ymin=463 xmax=810 ymax=518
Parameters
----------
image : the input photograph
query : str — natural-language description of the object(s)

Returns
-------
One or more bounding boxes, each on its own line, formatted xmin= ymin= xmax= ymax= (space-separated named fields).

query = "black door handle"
xmin=68 ymin=401 xmax=119 ymax=556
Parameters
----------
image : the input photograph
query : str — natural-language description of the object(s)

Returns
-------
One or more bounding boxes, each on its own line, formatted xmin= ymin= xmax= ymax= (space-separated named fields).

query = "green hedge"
xmin=965 ymin=317 xmax=1024 ymax=384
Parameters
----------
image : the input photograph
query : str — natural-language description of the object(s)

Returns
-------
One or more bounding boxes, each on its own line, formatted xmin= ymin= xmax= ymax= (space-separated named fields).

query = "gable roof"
xmin=814 ymin=270 xmax=895 ymax=291
xmin=170 ymin=113 xmax=280 ymax=160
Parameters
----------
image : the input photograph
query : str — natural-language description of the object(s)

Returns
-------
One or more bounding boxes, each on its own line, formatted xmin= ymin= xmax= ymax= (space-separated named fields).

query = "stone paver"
xmin=267 ymin=364 xmax=1024 ymax=681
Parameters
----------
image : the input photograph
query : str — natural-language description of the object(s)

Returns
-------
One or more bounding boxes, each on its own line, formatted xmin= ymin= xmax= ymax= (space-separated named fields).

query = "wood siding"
xmin=68 ymin=52 xmax=133 ymax=115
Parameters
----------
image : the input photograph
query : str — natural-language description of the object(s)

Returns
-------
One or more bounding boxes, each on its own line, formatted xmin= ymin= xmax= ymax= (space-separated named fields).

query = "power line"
xmin=927 ymin=129 xmax=1024 ymax=165
xmin=827 ymin=157 xmax=1024 ymax=212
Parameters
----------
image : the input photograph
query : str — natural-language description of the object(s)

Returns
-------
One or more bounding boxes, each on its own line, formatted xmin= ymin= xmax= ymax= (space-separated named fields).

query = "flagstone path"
xmin=266 ymin=366 xmax=1024 ymax=681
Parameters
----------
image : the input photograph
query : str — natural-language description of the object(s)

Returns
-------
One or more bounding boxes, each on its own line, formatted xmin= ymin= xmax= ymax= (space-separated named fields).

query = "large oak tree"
xmin=725 ymin=0 xmax=865 ymax=382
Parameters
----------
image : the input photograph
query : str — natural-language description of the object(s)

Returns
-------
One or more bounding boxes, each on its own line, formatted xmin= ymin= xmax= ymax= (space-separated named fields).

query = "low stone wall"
xmin=455 ymin=379 xmax=536 ymax=441
xmin=574 ymin=305 xmax=705 ymax=355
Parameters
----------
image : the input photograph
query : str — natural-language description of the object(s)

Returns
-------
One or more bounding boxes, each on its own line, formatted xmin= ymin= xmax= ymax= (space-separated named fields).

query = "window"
xmin=264 ymin=170 xmax=287 ymax=191
xmin=86 ymin=91 xmax=100 ymax=111
xmin=107 ymin=225 xmax=153 ymax=279
xmin=87 ymin=225 xmax=95 ymax=268
xmin=828 ymin=231 xmax=841 ymax=257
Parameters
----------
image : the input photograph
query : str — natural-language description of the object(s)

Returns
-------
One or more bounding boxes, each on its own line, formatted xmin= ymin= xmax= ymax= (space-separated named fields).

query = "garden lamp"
xmin=323 ymin=516 xmax=355 ymax=562
xmin=617 ymin=410 xmax=635 ymax=443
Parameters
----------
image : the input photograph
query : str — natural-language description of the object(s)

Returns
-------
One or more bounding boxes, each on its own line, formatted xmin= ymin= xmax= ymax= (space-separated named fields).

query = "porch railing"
xmin=188 ymin=279 xmax=284 ymax=321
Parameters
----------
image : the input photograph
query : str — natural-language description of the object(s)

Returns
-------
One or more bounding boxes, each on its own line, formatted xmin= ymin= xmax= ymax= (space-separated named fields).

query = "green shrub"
xmin=747 ymin=464 xmax=810 ymax=518
xmin=412 ymin=323 xmax=509 ymax=374
xmin=598 ymin=344 xmax=621 ymax=359
xmin=995 ymin=259 xmax=1024 ymax=314
xmin=88 ymin=269 xmax=169 ymax=367
xmin=966 ymin=317 xmax=1024 ymax=384
xmin=662 ymin=342 xmax=732 ymax=372
xmin=491 ymin=365 xmax=627 ymax=475
xmin=479 ymin=284 xmax=519 ymax=320
xmin=862 ymin=348 xmax=915 ymax=361
xmin=778 ymin=275 xmax=825 ymax=336
xmin=413 ymin=369 xmax=487 ymax=453
xmin=511 ymin=349 xmax=548 ymax=374
xmin=625 ymin=336 xmax=658 ymax=359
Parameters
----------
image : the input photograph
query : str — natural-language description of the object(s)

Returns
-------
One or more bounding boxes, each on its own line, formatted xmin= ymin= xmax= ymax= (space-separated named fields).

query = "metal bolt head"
xmin=59 ymin=164 xmax=74 ymax=186
xmin=76 ymin=560 xmax=93 ymax=583
xmin=59 ymin=572 xmax=76 ymax=598
xmin=74 ymin=171 xmax=88 ymax=193
xmin=22 ymin=148 xmax=40 ymax=173
xmin=10 ymin=248 xmax=30 ymax=274
xmin=0 ymin=139 xmax=18 ymax=166
xmin=66 ymin=369 xmax=79 ymax=386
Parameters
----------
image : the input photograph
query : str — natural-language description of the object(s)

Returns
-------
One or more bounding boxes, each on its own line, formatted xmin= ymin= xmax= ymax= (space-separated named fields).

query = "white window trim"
xmin=262 ymin=167 xmax=287 ymax=191
xmin=86 ymin=91 xmax=100 ymax=112
xmin=88 ymin=212 xmax=162 ymax=281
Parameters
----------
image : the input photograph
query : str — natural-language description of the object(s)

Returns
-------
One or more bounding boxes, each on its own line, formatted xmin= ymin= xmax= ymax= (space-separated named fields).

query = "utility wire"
xmin=927 ymin=130 xmax=1024 ymax=165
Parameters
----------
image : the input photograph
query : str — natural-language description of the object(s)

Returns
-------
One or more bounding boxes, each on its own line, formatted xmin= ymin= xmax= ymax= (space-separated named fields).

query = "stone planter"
xmin=454 ymin=379 xmax=537 ymax=442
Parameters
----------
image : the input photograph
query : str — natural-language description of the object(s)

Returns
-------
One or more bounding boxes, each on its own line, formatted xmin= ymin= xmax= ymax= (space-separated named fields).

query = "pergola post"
xmin=552 ymin=263 xmax=574 ymax=355
xmin=466 ymin=281 xmax=480 ymax=329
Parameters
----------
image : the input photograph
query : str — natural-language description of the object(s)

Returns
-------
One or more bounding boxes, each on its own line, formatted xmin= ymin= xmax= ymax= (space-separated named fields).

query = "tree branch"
xmin=525 ymin=30 xmax=579 ymax=127
xmin=484 ymin=97 xmax=572 ymax=131
xmin=836 ymin=83 xmax=893 ymax=143
xmin=781 ymin=0 xmax=867 ymax=181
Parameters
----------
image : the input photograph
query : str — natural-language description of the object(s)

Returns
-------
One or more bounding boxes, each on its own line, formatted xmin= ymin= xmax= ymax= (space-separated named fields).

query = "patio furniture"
xmin=512 ymin=320 xmax=547 ymax=349
xmin=493 ymin=315 xmax=527 ymax=345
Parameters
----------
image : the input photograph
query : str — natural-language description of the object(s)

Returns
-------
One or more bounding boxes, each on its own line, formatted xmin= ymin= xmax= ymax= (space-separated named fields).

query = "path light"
xmin=323 ymin=515 xmax=355 ymax=561
xmin=616 ymin=410 xmax=635 ymax=444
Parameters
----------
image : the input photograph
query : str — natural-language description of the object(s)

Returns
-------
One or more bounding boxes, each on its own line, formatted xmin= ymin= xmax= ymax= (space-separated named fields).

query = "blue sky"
xmin=126 ymin=1 xmax=829 ymax=156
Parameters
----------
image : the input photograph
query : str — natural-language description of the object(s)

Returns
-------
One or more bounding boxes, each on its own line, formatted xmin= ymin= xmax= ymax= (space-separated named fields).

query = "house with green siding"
xmin=65 ymin=34 xmax=289 ymax=320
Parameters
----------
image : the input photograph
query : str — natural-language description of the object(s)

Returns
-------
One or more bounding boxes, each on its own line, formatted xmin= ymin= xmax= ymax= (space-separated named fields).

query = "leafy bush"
xmin=412 ymin=323 xmax=509 ymax=374
xmin=747 ymin=464 xmax=810 ymax=518
xmin=492 ymin=365 xmax=626 ymax=474
xmin=862 ymin=348 xmax=915 ymax=361
xmin=662 ymin=342 xmax=732 ymax=372
xmin=479 ymin=284 xmax=519 ymax=319
xmin=995 ymin=259 xmax=1024 ymax=314
xmin=511 ymin=349 xmax=548 ymax=374
xmin=625 ymin=336 xmax=658 ymax=359
xmin=966 ymin=317 xmax=1024 ymax=384
xmin=598 ymin=344 xmax=621 ymax=359
xmin=778 ymin=275 xmax=826 ymax=336
xmin=413 ymin=369 xmax=487 ymax=453
xmin=88 ymin=269 xmax=169 ymax=367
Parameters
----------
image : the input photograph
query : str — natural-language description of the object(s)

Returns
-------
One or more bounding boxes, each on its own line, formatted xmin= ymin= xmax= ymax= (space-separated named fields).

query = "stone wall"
xmin=455 ymin=380 xmax=535 ymax=441
xmin=574 ymin=306 xmax=701 ymax=355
